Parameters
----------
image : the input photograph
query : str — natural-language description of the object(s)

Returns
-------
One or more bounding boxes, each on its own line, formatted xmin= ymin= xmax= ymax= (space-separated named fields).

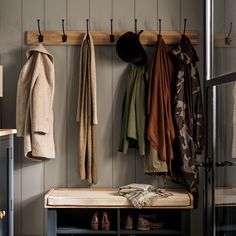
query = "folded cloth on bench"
xmin=118 ymin=183 xmax=172 ymax=208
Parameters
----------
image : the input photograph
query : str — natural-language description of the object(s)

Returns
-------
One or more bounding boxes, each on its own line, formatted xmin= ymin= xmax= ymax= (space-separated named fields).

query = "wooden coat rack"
xmin=27 ymin=19 xmax=198 ymax=46
xmin=26 ymin=30 xmax=199 ymax=46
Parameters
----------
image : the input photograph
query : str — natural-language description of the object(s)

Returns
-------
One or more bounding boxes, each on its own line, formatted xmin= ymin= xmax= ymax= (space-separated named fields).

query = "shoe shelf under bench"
xmin=45 ymin=188 xmax=193 ymax=236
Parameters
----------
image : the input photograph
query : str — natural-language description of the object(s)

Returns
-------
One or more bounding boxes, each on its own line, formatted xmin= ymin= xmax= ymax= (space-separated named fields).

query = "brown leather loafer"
xmin=101 ymin=212 xmax=110 ymax=230
xmin=124 ymin=214 xmax=133 ymax=230
xmin=91 ymin=212 xmax=99 ymax=230
xmin=137 ymin=215 xmax=164 ymax=231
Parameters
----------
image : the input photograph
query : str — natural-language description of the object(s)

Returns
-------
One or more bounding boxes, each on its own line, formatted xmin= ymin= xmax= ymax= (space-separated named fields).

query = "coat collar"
xmin=26 ymin=43 xmax=54 ymax=62
xmin=172 ymin=34 xmax=199 ymax=64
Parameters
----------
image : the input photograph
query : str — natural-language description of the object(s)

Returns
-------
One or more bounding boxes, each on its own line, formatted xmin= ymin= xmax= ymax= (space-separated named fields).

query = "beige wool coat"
xmin=16 ymin=43 xmax=55 ymax=161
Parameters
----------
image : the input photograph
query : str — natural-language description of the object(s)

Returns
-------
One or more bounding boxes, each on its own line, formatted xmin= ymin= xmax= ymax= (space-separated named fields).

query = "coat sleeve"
xmin=192 ymin=65 xmax=204 ymax=154
xmin=31 ymin=54 xmax=54 ymax=134
xmin=16 ymin=59 xmax=33 ymax=137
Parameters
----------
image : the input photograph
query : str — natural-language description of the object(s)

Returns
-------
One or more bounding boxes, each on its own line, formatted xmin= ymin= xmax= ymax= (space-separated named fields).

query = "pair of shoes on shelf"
xmin=137 ymin=214 xmax=164 ymax=231
xmin=124 ymin=214 xmax=164 ymax=231
xmin=91 ymin=212 xmax=110 ymax=230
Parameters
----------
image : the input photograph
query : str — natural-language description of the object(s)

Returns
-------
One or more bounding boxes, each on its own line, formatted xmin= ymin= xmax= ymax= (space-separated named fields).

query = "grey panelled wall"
xmin=0 ymin=0 xmax=203 ymax=235
xmin=214 ymin=0 xmax=236 ymax=188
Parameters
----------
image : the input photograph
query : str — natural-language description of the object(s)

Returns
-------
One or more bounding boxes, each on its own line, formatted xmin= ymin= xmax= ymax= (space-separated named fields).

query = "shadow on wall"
xmin=21 ymin=192 xmax=45 ymax=233
xmin=1 ymin=48 xmax=22 ymax=129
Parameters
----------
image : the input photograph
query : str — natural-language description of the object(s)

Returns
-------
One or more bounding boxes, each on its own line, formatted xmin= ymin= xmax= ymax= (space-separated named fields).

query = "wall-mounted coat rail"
xmin=26 ymin=30 xmax=198 ymax=46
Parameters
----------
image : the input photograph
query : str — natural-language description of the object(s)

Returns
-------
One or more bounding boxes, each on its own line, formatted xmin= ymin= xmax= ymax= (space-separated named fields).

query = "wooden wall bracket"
xmin=214 ymin=33 xmax=236 ymax=47
xmin=26 ymin=30 xmax=199 ymax=46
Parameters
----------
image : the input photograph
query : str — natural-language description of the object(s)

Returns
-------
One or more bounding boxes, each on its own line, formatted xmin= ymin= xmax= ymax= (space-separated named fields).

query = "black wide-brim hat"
xmin=116 ymin=31 xmax=147 ymax=66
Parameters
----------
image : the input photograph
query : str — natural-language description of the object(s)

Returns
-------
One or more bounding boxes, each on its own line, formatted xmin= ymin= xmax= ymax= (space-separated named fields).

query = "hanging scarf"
xmin=76 ymin=33 xmax=98 ymax=184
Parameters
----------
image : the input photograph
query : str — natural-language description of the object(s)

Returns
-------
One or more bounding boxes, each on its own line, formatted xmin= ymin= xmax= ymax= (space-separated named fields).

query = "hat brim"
xmin=116 ymin=31 xmax=147 ymax=65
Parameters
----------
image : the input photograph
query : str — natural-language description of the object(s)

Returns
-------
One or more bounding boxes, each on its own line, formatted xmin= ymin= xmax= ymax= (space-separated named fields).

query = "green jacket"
xmin=119 ymin=64 xmax=147 ymax=155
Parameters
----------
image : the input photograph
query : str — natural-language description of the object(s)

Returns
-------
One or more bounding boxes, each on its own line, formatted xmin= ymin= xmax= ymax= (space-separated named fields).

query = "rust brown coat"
xmin=146 ymin=35 xmax=175 ymax=175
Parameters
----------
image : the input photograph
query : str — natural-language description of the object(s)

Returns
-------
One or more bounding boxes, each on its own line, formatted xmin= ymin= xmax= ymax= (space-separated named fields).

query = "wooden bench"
xmin=45 ymin=188 xmax=193 ymax=236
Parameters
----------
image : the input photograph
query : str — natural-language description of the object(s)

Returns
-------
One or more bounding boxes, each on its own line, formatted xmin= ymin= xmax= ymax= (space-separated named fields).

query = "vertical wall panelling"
xmin=0 ymin=0 xmax=21 ymax=129
xmin=214 ymin=0 xmax=226 ymax=191
xmin=134 ymin=0 xmax=158 ymax=186
xmin=135 ymin=0 xmax=157 ymax=30
xmin=67 ymin=0 xmax=90 ymax=188
xmin=225 ymin=0 xmax=236 ymax=74
xmin=21 ymin=1 xmax=45 ymax=234
xmin=223 ymin=0 xmax=236 ymax=188
xmin=90 ymin=0 xmax=113 ymax=187
xmin=44 ymin=0 xmax=67 ymax=233
xmin=0 ymin=0 xmax=22 ymax=234
xmin=214 ymin=0 xmax=226 ymax=193
xmin=158 ymin=0 xmax=180 ymax=31
xmin=112 ymin=0 xmax=136 ymax=187
xmin=181 ymin=0 xmax=204 ymax=79
xmin=0 ymin=1 xmax=204 ymax=235
xmin=214 ymin=0 xmax=226 ymax=76
xmin=44 ymin=0 xmax=67 ymax=190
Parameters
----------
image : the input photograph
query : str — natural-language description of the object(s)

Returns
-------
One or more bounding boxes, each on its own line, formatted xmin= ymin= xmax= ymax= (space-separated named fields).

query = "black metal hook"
xmin=183 ymin=18 xmax=187 ymax=35
xmin=158 ymin=18 xmax=162 ymax=35
xmin=85 ymin=19 xmax=90 ymax=41
xmin=37 ymin=19 xmax=43 ymax=42
xmin=61 ymin=19 xmax=67 ymax=42
xmin=225 ymin=22 xmax=233 ymax=45
xmin=86 ymin=19 xmax=89 ymax=35
xmin=135 ymin=18 xmax=138 ymax=34
xmin=110 ymin=19 xmax=114 ymax=42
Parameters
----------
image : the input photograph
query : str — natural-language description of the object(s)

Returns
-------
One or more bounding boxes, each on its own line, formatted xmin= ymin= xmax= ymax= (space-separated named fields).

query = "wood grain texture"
xmin=45 ymin=188 xmax=194 ymax=209
xmin=0 ymin=129 xmax=17 ymax=136
xmin=27 ymin=30 xmax=198 ymax=45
